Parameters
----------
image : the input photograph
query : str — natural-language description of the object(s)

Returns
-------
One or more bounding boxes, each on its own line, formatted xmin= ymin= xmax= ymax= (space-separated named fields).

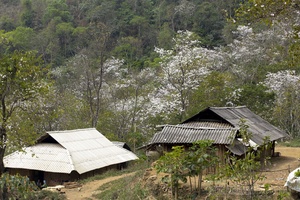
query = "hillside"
xmin=0 ymin=0 xmax=299 ymax=153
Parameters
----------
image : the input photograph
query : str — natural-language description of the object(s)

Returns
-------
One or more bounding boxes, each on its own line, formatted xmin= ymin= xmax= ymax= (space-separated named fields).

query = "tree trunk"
xmin=0 ymin=147 xmax=5 ymax=173
xmin=198 ymin=172 xmax=202 ymax=195
xmin=0 ymin=127 xmax=8 ymax=200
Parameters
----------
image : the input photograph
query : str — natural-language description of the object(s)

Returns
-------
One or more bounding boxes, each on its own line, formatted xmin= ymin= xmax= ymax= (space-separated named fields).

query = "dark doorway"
xmin=31 ymin=170 xmax=44 ymax=185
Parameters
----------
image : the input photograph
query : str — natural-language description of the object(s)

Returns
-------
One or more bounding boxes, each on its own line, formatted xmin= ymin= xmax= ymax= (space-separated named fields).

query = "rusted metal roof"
xmin=150 ymin=125 xmax=237 ymax=145
xmin=184 ymin=106 xmax=289 ymax=145
xmin=4 ymin=128 xmax=138 ymax=174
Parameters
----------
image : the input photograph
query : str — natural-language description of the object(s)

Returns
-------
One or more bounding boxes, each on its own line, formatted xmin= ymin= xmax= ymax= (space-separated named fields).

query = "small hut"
xmin=4 ymin=128 xmax=138 ymax=186
xmin=142 ymin=106 xmax=289 ymax=163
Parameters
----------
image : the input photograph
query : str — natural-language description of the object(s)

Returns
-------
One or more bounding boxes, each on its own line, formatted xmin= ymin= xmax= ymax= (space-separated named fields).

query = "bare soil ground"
xmin=62 ymin=172 xmax=136 ymax=200
xmin=258 ymin=145 xmax=300 ymax=191
xmin=62 ymin=145 xmax=300 ymax=200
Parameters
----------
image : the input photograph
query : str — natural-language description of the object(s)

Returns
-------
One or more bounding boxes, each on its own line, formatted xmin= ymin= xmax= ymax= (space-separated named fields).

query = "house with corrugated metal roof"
xmin=4 ymin=128 xmax=138 ymax=186
xmin=143 ymin=106 xmax=289 ymax=164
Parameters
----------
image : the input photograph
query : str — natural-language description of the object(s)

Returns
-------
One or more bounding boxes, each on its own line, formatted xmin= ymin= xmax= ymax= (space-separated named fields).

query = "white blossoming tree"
xmin=263 ymin=70 xmax=300 ymax=137
xmin=105 ymin=67 xmax=156 ymax=142
xmin=149 ymin=30 xmax=218 ymax=122
xmin=219 ymin=24 xmax=292 ymax=84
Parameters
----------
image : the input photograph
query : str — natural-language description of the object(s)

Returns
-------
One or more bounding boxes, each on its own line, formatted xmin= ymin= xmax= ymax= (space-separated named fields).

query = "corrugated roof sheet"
xmin=208 ymin=106 xmax=289 ymax=145
xmin=4 ymin=143 xmax=74 ymax=173
xmin=112 ymin=141 xmax=125 ymax=148
xmin=181 ymin=122 xmax=233 ymax=129
xmin=226 ymin=139 xmax=247 ymax=156
xmin=4 ymin=128 xmax=138 ymax=174
xmin=150 ymin=125 xmax=237 ymax=145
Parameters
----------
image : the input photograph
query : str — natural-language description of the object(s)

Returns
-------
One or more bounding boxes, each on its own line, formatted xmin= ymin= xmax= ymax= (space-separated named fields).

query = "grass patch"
xmin=93 ymin=170 xmax=149 ymax=200
xmin=279 ymin=139 xmax=300 ymax=147
xmin=79 ymin=159 xmax=148 ymax=184
xmin=35 ymin=190 xmax=66 ymax=200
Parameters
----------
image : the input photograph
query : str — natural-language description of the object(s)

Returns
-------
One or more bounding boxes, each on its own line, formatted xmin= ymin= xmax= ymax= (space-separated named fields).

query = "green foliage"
xmin=42 ymin=0 xmax=73 ymax=25
xmin=157 ymin=23 xmax=174 ymax=49
xmin=232 ymin=84 xmax=275 ymax=120
xmin=0 ymin=0 xmax=298 ymax=167
xmin=272 ymin=85 xmax=300 ymax=138
xmin=185 ymin=140 xmax=219 ymax=194
xmin=0 ymin=43 xmax=50 ymax=173
xmin=20 ymin=0 xmax=36 ymax=28
xmin=225 ymin=151 xmax=265 ymax=196
xmin=277 ymin=190 xmax=291 ymax=200
xmin=154 ymin=146 xmax=187 ymax=200
xmin=188 ymin=71 xmax=235 ymax=116
xmin=294 ymin=169 xmax=300 ymax=177
xmin=0 ymin=17 xmax=16 ymax=32
xmin=192 ymin=2 xmax=226 ymax=47
xmin=235 ymin=0 xmax=294 ymax=24
xmin=155 ymin=141 xmax=219 ymax=199
xmin=4 ymin=27 xmax=35 ymax=50
xmin=0 ymin=173 xmax=38 ymax=199
xmin=219 ymin=120 xmax=269 ymax=198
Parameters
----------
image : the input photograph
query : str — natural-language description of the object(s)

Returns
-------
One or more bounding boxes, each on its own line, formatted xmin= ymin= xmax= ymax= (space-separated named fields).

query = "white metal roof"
xmin=4 ymin=128 xmax=138 ymax=174
xmin=4 ymin=143 xmax=74 ymax=173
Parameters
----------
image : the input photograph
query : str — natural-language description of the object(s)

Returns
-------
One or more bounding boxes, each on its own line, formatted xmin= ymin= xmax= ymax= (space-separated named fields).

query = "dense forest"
xmin=0 ymin=0 xmax=299 ymax=155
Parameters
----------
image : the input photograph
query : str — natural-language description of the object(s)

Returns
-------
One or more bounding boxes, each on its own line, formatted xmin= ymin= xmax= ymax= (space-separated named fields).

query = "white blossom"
xmin=263 ymin=70 xmax=300 ymax=97
xmin=146 ymin=30 xmax=221 ymax=119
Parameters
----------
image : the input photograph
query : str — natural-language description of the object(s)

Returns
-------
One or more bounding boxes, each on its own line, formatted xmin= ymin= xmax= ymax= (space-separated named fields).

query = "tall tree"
xmin=150 ymin=30 xmax=217 ymax=122
xmin=263 ymin=70 xmax=300 ymax=137
xmin=60 ymin=53 xmax=125 ymax=128
xmin=0 ymin=48 xmax=48 ymax=173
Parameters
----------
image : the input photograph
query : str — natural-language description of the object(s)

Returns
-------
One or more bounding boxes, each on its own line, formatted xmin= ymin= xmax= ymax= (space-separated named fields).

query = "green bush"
xmin=0 ymin=173 xmax=38 ymax=199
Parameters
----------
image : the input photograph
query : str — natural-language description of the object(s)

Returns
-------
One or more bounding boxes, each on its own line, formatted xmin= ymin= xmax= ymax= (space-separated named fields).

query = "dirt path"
xmin=258 ymin=145 xmax=300 ymax=190
xmin=63 ymin=172 xmax=136 ymax=200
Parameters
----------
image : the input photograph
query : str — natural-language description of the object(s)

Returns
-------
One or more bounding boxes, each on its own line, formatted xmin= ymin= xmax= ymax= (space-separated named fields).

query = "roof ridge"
xmin=47 ymin=128 xmax=96 ymax=134
xmin=166 ymin=124 xmax=236 ymax=130
xmin=66 ymin=149 xmax=76 ymax=172
xmin=209 ymin=105 xmax=247 ymax=109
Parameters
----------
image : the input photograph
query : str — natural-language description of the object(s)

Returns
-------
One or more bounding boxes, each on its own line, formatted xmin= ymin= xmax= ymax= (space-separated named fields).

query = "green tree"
xmin=112 ymin=36 xmax=143 ymax=69
xmin=185 ymin=140 xmax=218 ymax=195
xmin=157 ymin=22 xmax=174 ymax=49
xmin=155 ymin=146 xmax=187 ymax=200
xmin=232 ymin=84 xmax=275 ymax=119
xmin=0 ymin=17 xmax=16 ymax=32
xmin=220 ymin=119 xmax=269 ymax=198
xmin=187 ymin=71 xmax=235 ymax=116
xmin=55 ymin=22 xmax=75 ymax=57
xmin=235 ymin=0 xmax=296 ymax=24
xmin=4 ymin=26 xmax=35 ymax=51
xmin=20 ymin=0 xmax=36 ymax=28
xmin=42 ymin=0 xmax=73 ymax=25
xmin=0 ymin=49 xmax=49 ymax=174
xmin=192 ymin=2 xmax=226 ymax=47
xmin=0 ymin=48 xmax=49 ymax=200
